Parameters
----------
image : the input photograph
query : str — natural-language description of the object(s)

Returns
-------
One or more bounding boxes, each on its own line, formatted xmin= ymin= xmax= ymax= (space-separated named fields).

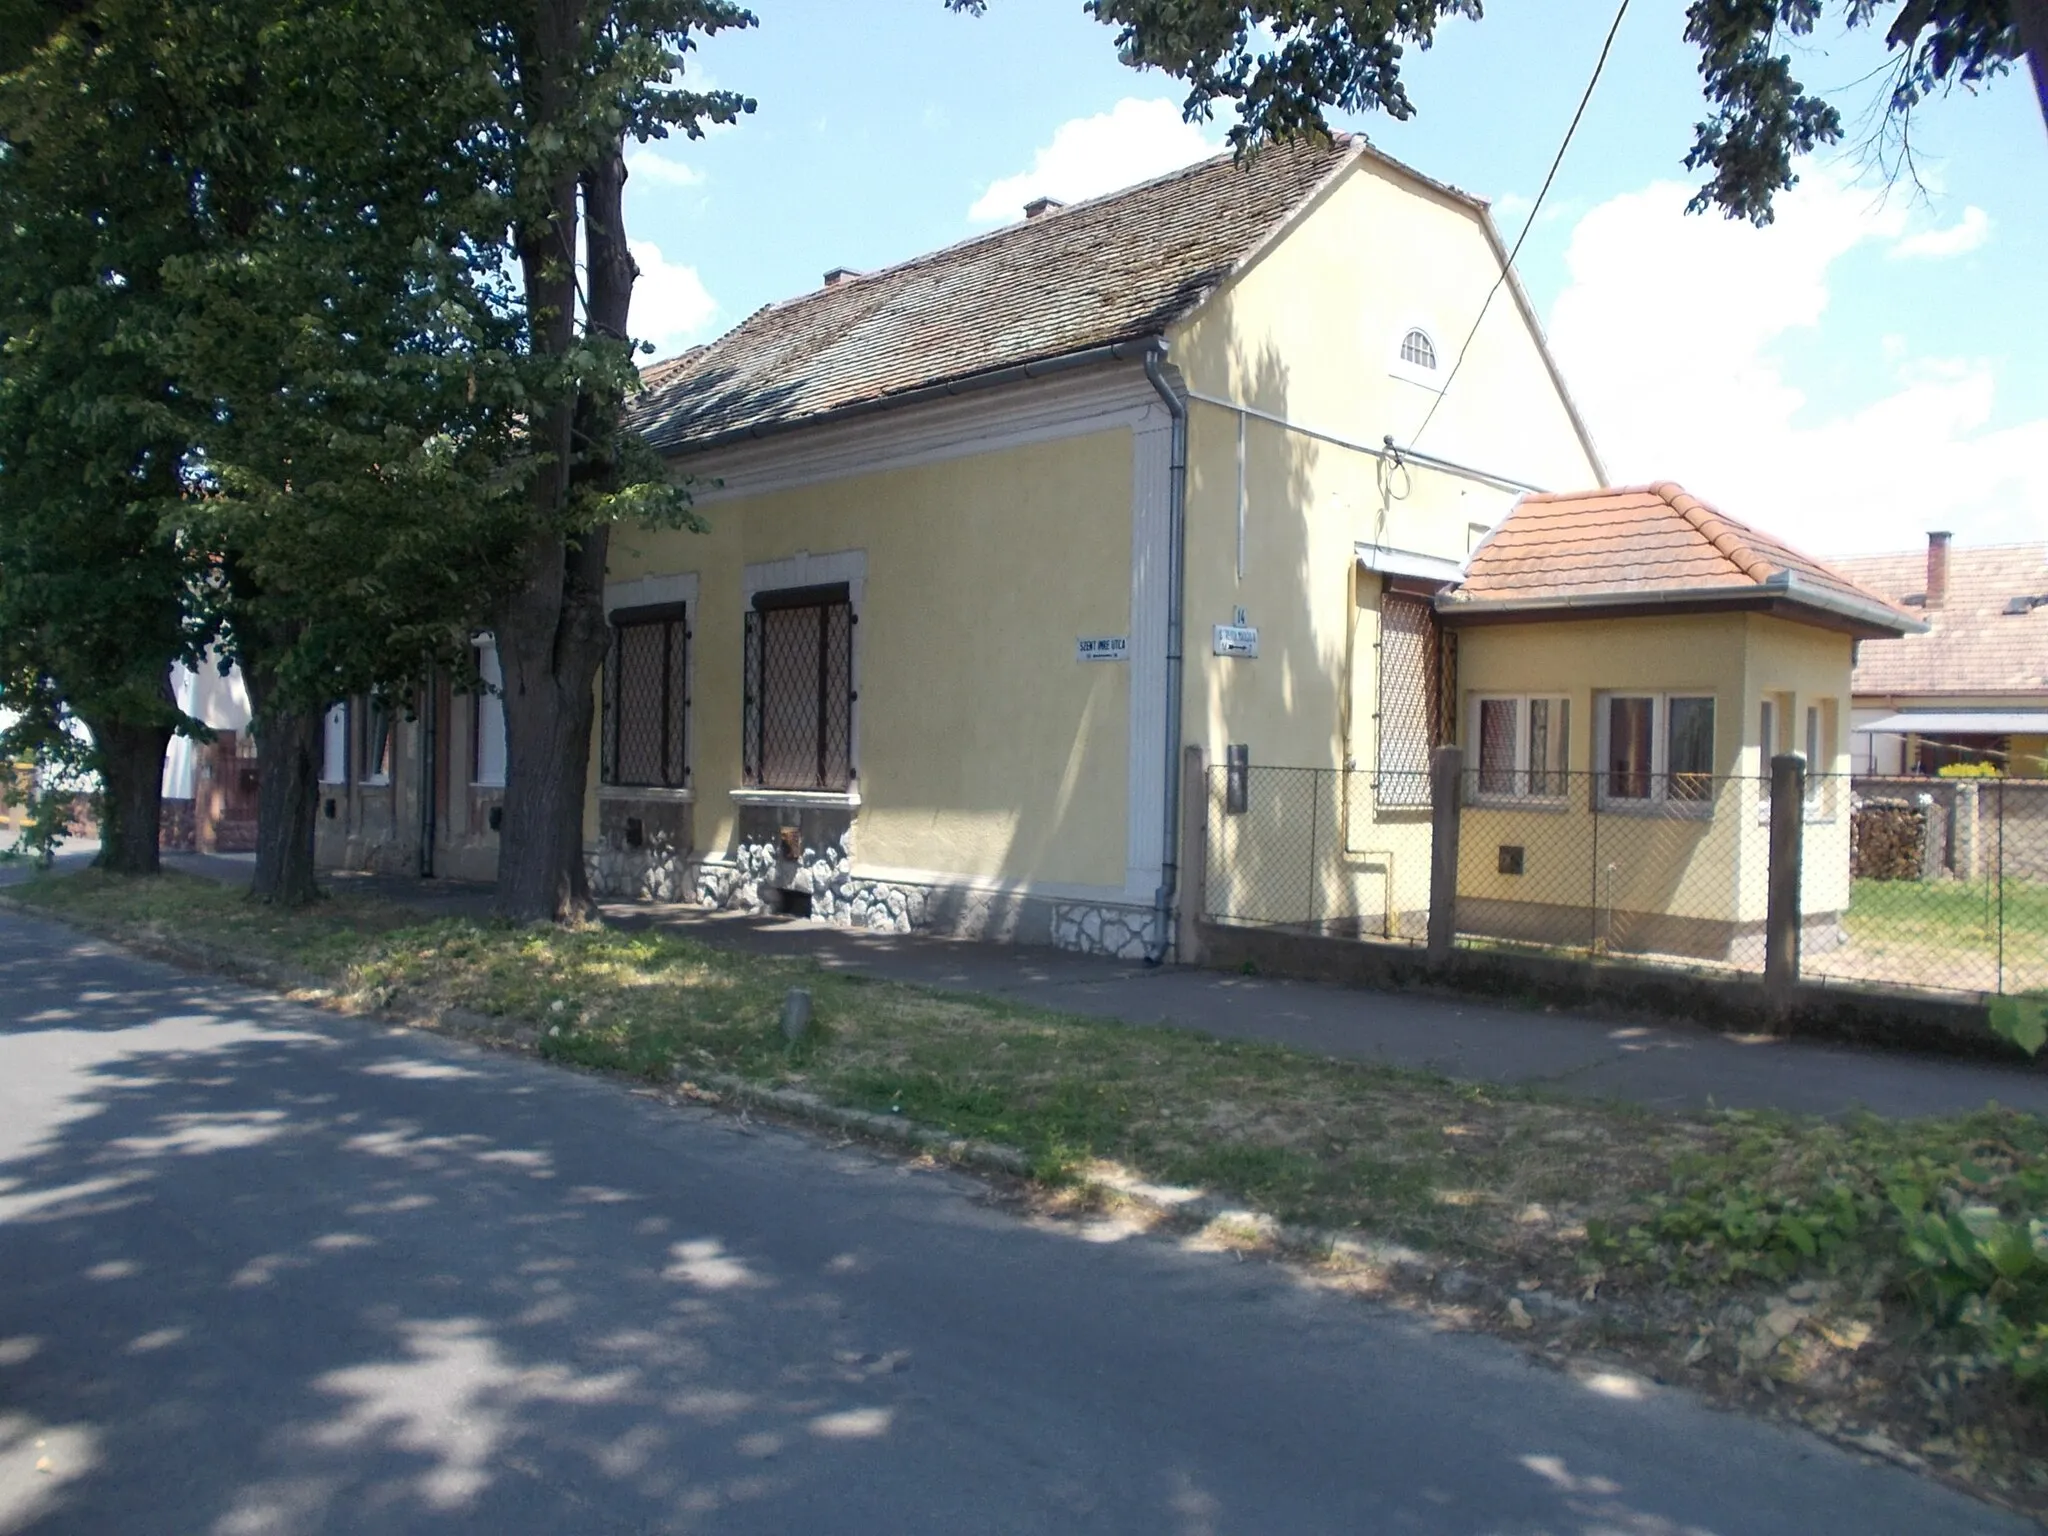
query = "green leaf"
xmin=1989 ymin=995 xmax=2048 ymax=1057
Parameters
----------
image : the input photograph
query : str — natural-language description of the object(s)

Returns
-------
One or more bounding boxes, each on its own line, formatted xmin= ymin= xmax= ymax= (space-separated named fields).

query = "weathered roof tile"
xmin=630 ymin=136 xmax=1364 ymax=452
xmin=1828 ymin=543 xmax=2048 ymax=697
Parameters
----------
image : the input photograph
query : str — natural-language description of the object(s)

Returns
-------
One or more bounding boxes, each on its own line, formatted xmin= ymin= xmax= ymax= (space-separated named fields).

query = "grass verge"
xmin=10 ymin=868 xmax=2048 ymax=1518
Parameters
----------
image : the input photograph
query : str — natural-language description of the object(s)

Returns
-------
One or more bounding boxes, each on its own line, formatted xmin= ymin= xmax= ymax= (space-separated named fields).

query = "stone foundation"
xmin=589 ymin=818 xmax=1160 ymax=958
xmin=1050 ymin=901 xmax=1157 ymax=960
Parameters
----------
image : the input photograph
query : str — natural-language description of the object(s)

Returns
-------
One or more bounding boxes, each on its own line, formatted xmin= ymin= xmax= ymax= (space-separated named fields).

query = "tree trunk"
xmin=243 ymin=655 xmax=323 ymax=906
xmin=491 ymin=29 xmax=636 ymax=924
xmin=86 ymin=715 xmax=171 ymax=874
xmin=2016 ymin=0 xmax=2048 ymax=140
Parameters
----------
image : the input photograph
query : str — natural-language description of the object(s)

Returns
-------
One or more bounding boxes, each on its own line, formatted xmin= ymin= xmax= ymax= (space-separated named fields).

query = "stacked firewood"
xmin=1852 ymin=798 xmax=1928 ymax=881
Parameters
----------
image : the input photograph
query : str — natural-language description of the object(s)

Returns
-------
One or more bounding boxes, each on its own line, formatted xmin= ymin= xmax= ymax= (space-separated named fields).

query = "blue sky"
xmin=623 ymin=0 xmax=2048 ymax=556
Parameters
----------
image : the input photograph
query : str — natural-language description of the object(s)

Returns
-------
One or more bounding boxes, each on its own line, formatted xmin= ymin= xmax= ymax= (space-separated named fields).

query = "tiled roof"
xmin=629 ymin=136 xmax=1365 ymax=453
xmin=1444 ymin=482 xmax=1918 ymax=634
xmin=1827 ymin=543 xmax=2048 ymax=697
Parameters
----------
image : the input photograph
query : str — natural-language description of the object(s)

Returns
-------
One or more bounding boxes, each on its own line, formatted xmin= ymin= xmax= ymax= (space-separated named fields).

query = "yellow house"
xmin=586 ymin=135 xmax=1607 ymax=955
xmin=1439 ymin=484 xmax=1921 ymax=961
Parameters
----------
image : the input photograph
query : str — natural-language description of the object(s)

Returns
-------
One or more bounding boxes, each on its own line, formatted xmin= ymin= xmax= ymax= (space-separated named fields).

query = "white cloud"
xmin=629 ymin=240 xmax=718 ymax=352
xmin=1545 ymin=173 xmax=2047 ymax=556
xmin=1891 ymin=205 xmax=1991 ymax=260
xmin=626 ymin=149 xmax=705 ymax=189
xmin=968 ymin=98 xmax=1221 ymax=224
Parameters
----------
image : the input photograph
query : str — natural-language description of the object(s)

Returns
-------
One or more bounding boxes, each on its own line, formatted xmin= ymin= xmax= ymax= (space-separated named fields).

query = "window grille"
xmin=1375 ymin=589 xmax=1452 ymax=807
xmin=1399 ymin=328 xmax=1438 ymax=369
xmin=743 ymin=583 xmax=854 ymax=792
xmin=361 ymin=699 xmax=393 ymax=784
xmin=602 ymin=604 xmax=689 ymax=788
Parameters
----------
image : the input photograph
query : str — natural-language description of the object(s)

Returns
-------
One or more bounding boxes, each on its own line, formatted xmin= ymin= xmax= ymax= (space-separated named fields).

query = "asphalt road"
xmin=0 ymin=908 xmax=2028 ymax=1535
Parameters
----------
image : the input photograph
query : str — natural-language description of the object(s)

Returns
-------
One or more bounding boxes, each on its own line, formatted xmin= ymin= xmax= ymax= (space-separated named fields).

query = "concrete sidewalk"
xmin=157 ymin=851 xmax=2048 ymax=1121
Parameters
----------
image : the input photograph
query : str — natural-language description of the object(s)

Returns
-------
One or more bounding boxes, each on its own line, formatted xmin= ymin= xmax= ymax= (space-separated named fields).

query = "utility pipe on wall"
xmin=1143 ymin=341 xmax=1188 ymax=965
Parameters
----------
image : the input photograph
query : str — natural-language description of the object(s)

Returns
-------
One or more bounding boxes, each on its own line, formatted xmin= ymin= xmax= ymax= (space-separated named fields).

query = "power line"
xmin=1408 ymin=0 xmax=1631 ymax=452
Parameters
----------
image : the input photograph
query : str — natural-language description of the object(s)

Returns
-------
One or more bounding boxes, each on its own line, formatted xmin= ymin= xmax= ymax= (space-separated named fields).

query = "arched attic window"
xmin=1399 ymin=328 xmax=1438 ymax=370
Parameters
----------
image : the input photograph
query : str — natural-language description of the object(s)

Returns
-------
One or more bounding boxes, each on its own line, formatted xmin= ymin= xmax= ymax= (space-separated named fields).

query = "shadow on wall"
xmin=1187 ymin=340 xmax=1406 ymax=930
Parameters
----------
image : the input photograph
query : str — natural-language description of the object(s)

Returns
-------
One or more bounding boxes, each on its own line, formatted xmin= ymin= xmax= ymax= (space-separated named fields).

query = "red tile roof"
xmin=629 ymin=136 xmax=1367 ymax=452
xmin=1827 ymin=542 xmax=2048 ymax=698
xmin=1441 ymin=482 xmax=1919 ymax=637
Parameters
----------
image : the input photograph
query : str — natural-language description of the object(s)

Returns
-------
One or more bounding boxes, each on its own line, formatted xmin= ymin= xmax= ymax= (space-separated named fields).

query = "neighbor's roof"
xmin=1438 ymin=482 xmax=1922 ymax=638
xmin=1828 ymin=542 xmax=2048 ymax=698
xmin=629 ymin=136 xmax=1371 ymax=453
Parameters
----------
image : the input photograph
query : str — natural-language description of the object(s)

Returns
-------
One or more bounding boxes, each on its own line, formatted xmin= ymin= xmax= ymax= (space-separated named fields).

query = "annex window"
xmin=1598 ymin=693 xmax=1715 ymax=808
xmin=320 ymin=704 xmax=349 ymax=786
xmin=1470 ymin=695 xmax=1569 ymax=801
xmin=473 ymin=637 xmax=508 ymax=788
xmin=1399 ymin=328 xmax=1438 ymax=370
xmin=744 ymin=583 xmax=854 ymax=792
xmin=1374 ymin=589 xmax=1454 ymax=808
xmin=360 ymin=698 xmax=392 ymax=786
xmin=601 ymin=603 xmax=689 ymax=789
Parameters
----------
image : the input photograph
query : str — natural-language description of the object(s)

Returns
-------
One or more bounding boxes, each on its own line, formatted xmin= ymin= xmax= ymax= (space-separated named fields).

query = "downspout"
xmin=417 ymin=668 xmax=437 ymax=879
xmin=1143 ymin=340 xmax=1188 ymax=965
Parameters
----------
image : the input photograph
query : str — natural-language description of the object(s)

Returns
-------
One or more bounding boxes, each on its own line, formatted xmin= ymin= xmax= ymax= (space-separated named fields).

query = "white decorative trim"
xmin=605 ymin=571 xmax=698 ymax=613
xmin=600 ymin=785 xmax=694 ymax=803
xmin=729 ymin=787 xmax=862 ymax=809
xmin=1125 ymin=419 xmax=1172 ymax=903
xmin=678 ymin=368 xmax=1169 ymax=504
xmin=848 ymin=860 xmax=1133 ymax=905
xmin=741 ymin=548 xmax=866 ymax=604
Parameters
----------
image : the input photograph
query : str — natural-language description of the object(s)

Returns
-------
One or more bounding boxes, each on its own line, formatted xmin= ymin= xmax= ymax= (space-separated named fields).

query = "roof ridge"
xmin=747 ymin=134 xmax=1361 ymax=319
xmin=1652 ymin=480 xmax=1779 ymax=585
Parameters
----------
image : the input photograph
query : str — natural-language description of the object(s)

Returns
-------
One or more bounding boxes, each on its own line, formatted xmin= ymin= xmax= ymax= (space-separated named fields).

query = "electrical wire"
xmin=1409 ymin=0 xmax=1632 ymax=451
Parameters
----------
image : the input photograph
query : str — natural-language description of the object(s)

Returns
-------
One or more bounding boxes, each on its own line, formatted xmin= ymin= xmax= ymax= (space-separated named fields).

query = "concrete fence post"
xmin=1766 ymin=752 xmax=1806 ymax=994
xmin=1427 ymin=745 xmax=1464 ymax=965
xmin=1178 ymin=743 xmax=1208 ymax=967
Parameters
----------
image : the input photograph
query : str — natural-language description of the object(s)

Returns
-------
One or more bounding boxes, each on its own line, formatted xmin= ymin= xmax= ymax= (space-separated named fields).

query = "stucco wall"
xmin=603 ymin=427 xmax=1136 ymax=894
xmin=1448 ymin=611 xmax=1856 ymax=951
xmin=1163 ymin=154 xmax=1607 ymax=934
xmin=1170 ymin=154 xmax=1601 ymax=505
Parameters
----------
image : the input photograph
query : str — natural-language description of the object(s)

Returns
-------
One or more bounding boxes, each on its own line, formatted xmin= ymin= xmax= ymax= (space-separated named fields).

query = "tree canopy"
xmin=952 ymin=0 xmax=2046 ymax=224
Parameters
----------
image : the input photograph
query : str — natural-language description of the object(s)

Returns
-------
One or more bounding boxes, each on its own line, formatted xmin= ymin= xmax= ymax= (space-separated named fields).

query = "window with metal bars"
xmin=1374 ymin=588 xmax=1454 ymax=807
xmin=743 ymin=583 xmax=854 ymax=792
xmin=601 ymin=603 xmax=689 ymax=789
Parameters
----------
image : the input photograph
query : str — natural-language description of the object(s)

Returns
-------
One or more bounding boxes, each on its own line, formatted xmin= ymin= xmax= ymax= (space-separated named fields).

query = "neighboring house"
xmin=312 ymin=641 xmax=507 ymax=881
xmin=571 ymin=134 xmax=1605 ymax=956
xmin=161 ymin=656 xmax=258 ymax=852
xmin=1827 ymin=535 xmax=2048 ymax=777
xmin=1439 ymin=483 xmax=1918 ymax=958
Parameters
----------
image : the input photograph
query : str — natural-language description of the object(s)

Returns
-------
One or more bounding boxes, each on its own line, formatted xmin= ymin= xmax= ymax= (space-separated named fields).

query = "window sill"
xmin=1468 ymin=795 xmax=1571 ymax=814
xmin=1596 ymin=799 xmax=1713 ymax=820
xmin=730 ymin=787 xmax=861 ymax=810
xmin=599 ymin=784 xmax=692 ymax=803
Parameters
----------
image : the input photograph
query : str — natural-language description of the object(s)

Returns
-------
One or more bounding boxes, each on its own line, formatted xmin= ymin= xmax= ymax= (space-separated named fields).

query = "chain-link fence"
xmin=1452 ymin=769 xmax=1773 ymax=973
xmin=1802 ymin=775 xmax=2048 ymax=997
xmin=1202 ymin=765 xmax=1432 ymax=941
xmin=1200 ymin=761 xmax=2048 ymax=998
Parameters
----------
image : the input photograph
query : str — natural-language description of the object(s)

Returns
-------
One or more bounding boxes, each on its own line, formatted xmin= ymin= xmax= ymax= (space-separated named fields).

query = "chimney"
xmin=1925 ymin=530 xmax=1951 ymax=609
xmin=1023 ymin=196 xmax=1065 ymax=221
xmin=822 ymin=267 xmax=860 ymax=289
